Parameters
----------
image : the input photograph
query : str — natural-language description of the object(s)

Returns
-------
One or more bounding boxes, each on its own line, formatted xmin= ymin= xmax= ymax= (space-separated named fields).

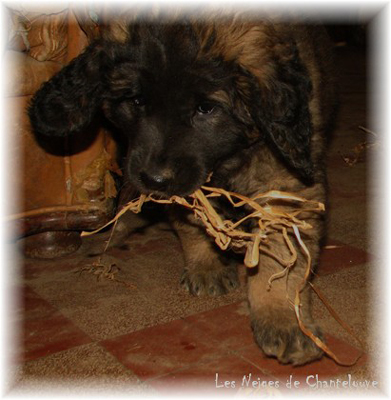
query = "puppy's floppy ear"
xmin=29 ymin=40 xmax=108 ymax=137
xmin=240 ymin=43 xmax=314 ymax=181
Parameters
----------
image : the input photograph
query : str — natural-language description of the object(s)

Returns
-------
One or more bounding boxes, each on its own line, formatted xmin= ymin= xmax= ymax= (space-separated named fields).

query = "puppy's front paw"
xmin=251 ymin=314 xmax=323 ymax=366
xmin=180 ymin=262 xmax=239 ymax=296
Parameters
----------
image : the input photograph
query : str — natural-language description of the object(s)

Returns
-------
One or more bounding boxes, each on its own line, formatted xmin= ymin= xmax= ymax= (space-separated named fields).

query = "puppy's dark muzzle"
xmin=139 ymin=171 xmax=172 ymax=192
xmin=132 ymin=155 xmax=207 ymax=197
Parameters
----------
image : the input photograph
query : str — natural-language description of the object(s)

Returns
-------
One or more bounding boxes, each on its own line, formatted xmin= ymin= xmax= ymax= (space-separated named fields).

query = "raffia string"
xmin=82 ymin=185 xmax=362 ymax=365
xmin=82 ymin=186 xmax=324 ymax=263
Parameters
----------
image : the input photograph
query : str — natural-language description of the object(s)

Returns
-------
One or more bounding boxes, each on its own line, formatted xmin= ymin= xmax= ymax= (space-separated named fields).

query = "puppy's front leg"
xmin=249 ymin=233 xmax=323 ymax=365
xmin=171 ymin=209 xmax=239 ymax=296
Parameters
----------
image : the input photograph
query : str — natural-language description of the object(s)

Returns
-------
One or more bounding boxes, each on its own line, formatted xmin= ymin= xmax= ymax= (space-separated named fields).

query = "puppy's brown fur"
xmin=29 ymin=10 xmax=337 ymax=365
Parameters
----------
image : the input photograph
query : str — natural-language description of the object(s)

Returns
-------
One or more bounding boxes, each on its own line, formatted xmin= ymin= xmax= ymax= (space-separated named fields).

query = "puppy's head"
xmin=105 ymin=24 xmax=260 ymax=196
xmin=29 ymin=20 xmax=314 ymax=197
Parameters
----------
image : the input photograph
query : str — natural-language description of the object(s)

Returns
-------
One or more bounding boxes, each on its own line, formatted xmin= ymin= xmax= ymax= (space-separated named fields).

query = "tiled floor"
xmin=4 ymin=44 xmax=385 ymax=396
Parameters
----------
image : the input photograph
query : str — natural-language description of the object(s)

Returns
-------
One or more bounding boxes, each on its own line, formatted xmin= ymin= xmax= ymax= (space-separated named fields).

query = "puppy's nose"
xmin=139 ymin=171 xmax=172 ymax=192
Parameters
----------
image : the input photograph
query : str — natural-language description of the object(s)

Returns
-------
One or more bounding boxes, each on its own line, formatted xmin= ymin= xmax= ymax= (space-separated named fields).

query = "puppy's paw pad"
xmin=180 ymin=264 xmax=239 ymax=296
xmin=252 ymin=317 xmax=323 ymax=366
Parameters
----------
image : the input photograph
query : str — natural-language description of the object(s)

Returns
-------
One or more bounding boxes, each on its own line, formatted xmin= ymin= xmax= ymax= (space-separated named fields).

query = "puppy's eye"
xmin=132 ymin=96 xmax=146 ymax=107
xmin=196 ymin=103 xmax=215 ymax=114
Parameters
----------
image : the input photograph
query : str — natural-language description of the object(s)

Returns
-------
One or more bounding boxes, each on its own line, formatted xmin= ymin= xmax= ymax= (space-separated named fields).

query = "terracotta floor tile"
xmin=237 ymin=333 xmax=366 ymax=386
xmin=23 ymin=316 xmax=92 ymax=363
xmin=101 ymin=318 xmax=227 ymax=380
xmin=318 ymin=240 xmax=370 ymax=275
xmin=16 ymin=285 xmax=54 ymax=318
xmin=20 ymin=285 xmax=92 ymax=363
xmin=149 ymin=353 xmax=275 ymax=396
xmin=184 ymin=301 xmax=254 ymax=351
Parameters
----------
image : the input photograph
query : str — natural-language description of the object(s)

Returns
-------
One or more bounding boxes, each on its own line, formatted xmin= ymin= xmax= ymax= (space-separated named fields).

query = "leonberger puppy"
xmin=29 ymin=9 xmax=337 ymax=365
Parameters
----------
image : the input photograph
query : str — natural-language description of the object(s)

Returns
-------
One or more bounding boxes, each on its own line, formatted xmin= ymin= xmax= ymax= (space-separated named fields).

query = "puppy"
xmin=29 ymin=11 xmax=337 ymax=365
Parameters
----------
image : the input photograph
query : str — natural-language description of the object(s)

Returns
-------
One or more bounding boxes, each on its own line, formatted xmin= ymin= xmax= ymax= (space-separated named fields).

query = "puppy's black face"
xmin=102 ymin=26 xmax=252 ymax=196
xmin=29 ymin=22 xmax=315 ymax=192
